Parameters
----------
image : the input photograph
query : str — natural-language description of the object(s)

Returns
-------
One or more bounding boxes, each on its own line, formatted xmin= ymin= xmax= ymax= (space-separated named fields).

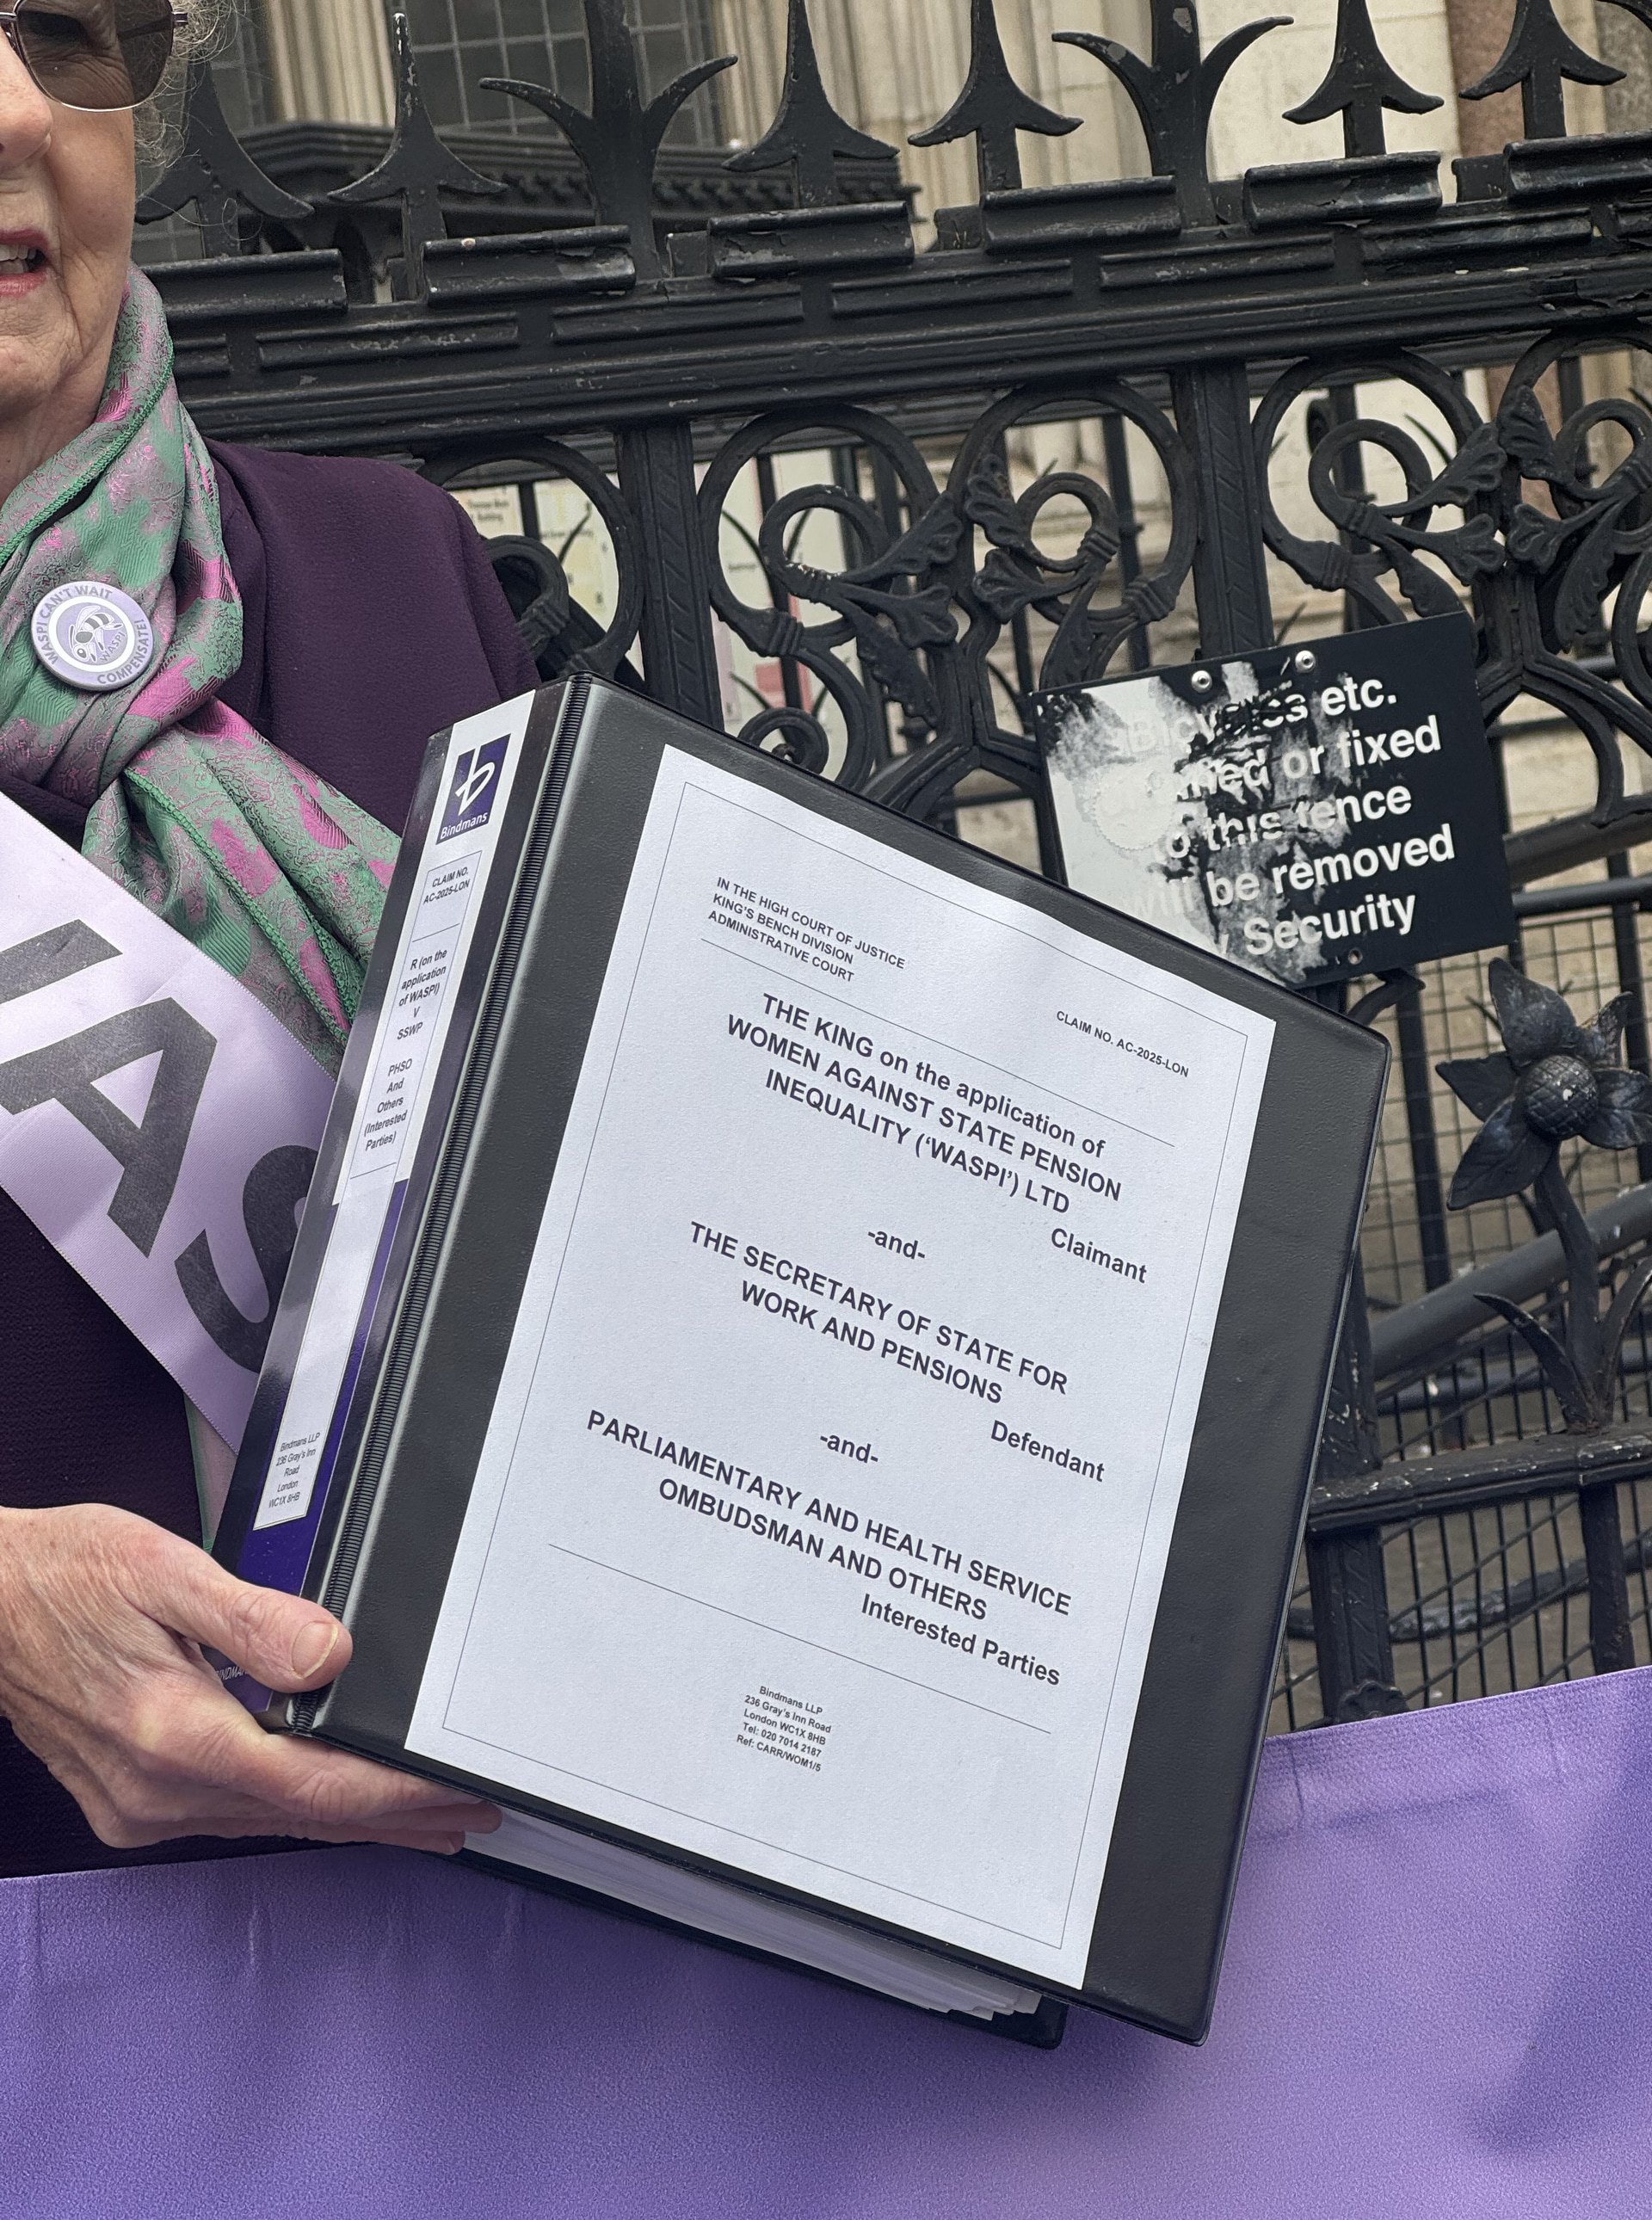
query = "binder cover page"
xmin=407 ymin=745 xmax=1273 ymax=1991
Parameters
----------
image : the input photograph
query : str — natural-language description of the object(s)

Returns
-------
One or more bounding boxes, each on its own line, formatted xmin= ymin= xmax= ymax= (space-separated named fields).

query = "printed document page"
xmin=409 ymin=749 xmax=1273 ymax=1988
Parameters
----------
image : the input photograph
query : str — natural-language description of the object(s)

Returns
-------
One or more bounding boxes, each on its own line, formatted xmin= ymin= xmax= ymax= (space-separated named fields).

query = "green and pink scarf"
xmin=0 ymin=267 xmax=395 ymax=1073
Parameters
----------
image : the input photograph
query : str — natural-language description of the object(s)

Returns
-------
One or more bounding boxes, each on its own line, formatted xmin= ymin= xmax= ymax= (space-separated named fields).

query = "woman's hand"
xmin=0 ymin=1502 xmax=501 ymax=1853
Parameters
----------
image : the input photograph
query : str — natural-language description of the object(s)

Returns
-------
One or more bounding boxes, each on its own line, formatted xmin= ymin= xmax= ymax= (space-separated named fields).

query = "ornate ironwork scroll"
xmin=136 ymin=0 xmax=1652 ymax=1726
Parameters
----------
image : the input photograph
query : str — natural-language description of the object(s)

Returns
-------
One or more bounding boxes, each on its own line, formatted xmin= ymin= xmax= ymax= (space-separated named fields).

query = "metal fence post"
xmin=1581 ymin=1479 xmax=1637 ymax=1674
xmin=1172 ymin=363 xmax=1275 ymax=657
xmin=1306 ymin=1256 xmax=1405 ymax=1719
xmin=615 ymin=422 xmax=724 ymax=731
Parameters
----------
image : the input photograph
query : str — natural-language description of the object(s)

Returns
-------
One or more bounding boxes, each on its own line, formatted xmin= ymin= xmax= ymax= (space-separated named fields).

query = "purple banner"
xmin=4 ymin=1662 xmax=1649 ymax=2215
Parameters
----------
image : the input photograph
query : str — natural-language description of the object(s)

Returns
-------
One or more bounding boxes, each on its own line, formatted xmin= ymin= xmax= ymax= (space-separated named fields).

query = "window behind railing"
xmin=403 ymin=0 xmax=724 ymax=144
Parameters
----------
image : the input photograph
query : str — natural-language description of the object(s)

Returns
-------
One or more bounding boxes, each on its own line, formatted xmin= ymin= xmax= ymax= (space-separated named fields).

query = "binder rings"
xmin=215 ymin=676 xmax=1387 ymax=2045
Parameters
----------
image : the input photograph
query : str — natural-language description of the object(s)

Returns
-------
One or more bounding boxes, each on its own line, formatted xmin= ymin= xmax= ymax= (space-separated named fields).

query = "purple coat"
xmin=0 ymin=442 xmax=538 ymax=1878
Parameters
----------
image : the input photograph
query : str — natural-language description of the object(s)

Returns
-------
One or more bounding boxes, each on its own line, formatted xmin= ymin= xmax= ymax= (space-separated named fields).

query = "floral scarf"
xmin=0 ymin=267 xmax=396 ymax=1073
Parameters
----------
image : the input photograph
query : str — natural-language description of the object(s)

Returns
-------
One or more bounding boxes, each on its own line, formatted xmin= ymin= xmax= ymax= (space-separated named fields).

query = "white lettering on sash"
xmin=0 ymin=796 xmax=335 ymax=1447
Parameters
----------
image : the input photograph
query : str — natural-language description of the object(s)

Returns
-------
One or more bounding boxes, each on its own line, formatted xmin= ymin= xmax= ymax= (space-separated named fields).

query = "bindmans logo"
xmin=437 ymin=737 xmax=509 ymax=842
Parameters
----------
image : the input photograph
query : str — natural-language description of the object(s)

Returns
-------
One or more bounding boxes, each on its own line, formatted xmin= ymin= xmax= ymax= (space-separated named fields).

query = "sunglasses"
xmin=0 ymin=1 xmax=187 ymax=113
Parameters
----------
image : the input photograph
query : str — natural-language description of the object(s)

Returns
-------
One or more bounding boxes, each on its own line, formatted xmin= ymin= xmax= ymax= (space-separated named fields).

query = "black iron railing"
xmin=146 ymin=0 xmax=1652 ymax=1730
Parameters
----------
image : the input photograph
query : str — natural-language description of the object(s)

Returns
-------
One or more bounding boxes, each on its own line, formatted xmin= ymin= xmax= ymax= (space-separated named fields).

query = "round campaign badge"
xmin=31 ymin=581 xmax=156 ymax=694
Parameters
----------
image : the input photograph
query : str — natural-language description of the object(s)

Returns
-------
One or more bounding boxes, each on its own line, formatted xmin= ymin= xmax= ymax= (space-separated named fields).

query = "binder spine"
xmin=296 ymin=676 xmax=589 ymax=1724
xmin=214 ymin=687 xmax=554 ymax=1715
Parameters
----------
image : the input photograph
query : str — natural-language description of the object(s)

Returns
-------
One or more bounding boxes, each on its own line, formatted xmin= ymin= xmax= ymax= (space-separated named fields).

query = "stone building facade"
xmin=222 ymin=0 xmax=1649 ymax=211
xmin=190 ymin=1 xmax=1652 ymax=888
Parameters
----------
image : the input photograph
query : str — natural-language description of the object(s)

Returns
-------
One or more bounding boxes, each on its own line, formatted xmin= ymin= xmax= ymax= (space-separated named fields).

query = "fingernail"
xmin=289 ymin=1622 xmax=341 ymax=1679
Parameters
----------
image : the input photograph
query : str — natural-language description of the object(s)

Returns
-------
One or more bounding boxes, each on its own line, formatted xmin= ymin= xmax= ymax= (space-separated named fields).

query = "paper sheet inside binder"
xmin=414 ymin=748 xmax=1274 ymax=1990
xmin=469 ymin=1810 xmax=1044 ymax=2021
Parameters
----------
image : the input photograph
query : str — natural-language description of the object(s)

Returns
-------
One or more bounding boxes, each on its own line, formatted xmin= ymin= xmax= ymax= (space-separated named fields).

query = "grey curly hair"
xmin=134 ymin=0 xmax=233 ymax=166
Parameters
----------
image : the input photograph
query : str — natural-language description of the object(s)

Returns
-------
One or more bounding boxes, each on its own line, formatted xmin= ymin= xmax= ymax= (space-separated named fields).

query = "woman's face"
xmin=0 ymin=23 xmax=133 ymax=452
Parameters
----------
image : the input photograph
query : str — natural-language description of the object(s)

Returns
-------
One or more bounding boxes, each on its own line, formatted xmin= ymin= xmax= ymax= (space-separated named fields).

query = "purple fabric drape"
xmin=0 ymin=441 xmax=536 ymax=1878
xmin=3 ymin=1662 xmax=1648 ymax=2217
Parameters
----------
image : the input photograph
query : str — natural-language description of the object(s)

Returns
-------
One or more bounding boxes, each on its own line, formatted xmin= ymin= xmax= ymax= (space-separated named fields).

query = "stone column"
xmin=712 ymin=0 xmax=779 ymax=146
xmin=1599 ymin=0 xmax=1652 ymax=130
xmin=1443 ymin=0 xmax=1524 ymax=156
xmin=262 ymin=0 xmax=394 ymax=128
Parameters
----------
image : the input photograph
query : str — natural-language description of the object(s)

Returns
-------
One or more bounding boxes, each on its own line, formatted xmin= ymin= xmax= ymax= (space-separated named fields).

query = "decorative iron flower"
xmin=1438 ymin=959 xmax=1652 ymax=1208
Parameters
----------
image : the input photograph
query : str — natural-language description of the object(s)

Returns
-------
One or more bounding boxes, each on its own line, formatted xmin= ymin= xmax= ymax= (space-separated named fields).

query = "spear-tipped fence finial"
xmin=135 ymin=53 xmax=312 ymax=256
xmin=727 ymin=0 xmax=897 ymax=207
xmin=331 ymin=13 xmax=503 ymax=297
xmin=486 ymin=0 xmax=732 ymax=276
xmin=1285 ymin=0 xmax=1442 ymax=157
xmin=1460 ymin=0 xmax=1621 ymax=139
xmin=1056 ymin=0 xmax=1290 ymax=226
xmin=911 ymin=0 xmax=1079 ymax=197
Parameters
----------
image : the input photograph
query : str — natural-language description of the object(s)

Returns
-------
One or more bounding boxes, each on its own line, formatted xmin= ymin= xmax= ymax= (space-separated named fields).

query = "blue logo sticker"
xmin=438 ymin=737 xmax=509 ymax=842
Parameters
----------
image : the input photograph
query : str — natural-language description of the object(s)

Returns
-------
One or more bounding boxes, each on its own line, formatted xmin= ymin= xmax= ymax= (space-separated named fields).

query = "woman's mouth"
xmin=0 ymin=244 xmax=49 ymax=292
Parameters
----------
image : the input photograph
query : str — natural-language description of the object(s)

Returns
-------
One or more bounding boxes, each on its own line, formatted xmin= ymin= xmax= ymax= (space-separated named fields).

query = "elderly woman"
xmin=0 ymin=2 xmax=524 ymax=1873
